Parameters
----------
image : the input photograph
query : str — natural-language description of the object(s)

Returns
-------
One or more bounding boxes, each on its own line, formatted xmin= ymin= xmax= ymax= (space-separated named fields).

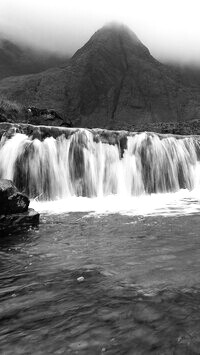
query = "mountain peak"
xmin=72 ymin=23 xmax=150 ymax=61
xmin=91 ymin=23 xmax=140 ymax=43
xmin=1 ymin=24 xmax=199 ymax=131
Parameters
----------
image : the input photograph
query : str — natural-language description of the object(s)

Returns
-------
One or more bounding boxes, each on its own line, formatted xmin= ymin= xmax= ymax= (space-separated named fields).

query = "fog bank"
xmin=0 ymin=0 xmax=200 ymax=64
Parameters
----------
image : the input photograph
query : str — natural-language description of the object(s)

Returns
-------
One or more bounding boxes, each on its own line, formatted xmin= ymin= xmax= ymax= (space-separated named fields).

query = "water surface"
xmin=1 ymin=202 xmax=200 ymax=354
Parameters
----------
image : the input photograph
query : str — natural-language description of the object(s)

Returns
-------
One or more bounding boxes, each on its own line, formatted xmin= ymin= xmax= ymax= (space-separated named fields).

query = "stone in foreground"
xmin=0 ymin=179 xmax=39 ymax=231
xmin=0 ymin=179 xmax=29 ymax=214
xmin=0 ymin=208 xmax=39 ymax=229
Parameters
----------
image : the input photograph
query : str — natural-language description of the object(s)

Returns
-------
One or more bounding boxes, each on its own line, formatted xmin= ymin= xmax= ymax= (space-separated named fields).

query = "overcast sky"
xmin=0 ymin=0 xmax=200 ymax=64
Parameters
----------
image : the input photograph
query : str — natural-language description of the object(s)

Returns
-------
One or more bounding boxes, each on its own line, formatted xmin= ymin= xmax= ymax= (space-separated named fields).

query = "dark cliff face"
xmin=0 ymin=24 xmax=200 ymax=129
xmin=0 ymin=38 xmax=67 ymax=79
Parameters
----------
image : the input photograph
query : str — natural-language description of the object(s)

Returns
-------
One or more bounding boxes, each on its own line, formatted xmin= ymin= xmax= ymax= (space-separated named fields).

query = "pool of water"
xmin=1 ymin=202 xmax=200 ymax=354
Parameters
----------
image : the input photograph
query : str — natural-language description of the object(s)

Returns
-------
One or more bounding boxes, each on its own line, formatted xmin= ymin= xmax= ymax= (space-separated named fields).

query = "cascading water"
xmin=0 ymin=129 xmax=199 ymax=203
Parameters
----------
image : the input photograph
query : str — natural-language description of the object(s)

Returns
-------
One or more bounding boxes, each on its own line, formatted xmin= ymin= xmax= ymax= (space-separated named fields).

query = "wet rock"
xmin=0 ymin=208 xmax=39 ymax=229
xmin=0 ymin=180 xmax=29 ymax=214
xmin=119 ymin=135 xmax=127 ymax=157
xmin=0 ymin=179 xmax=39 ymax=231
xmin=7 ymin=192 xmax=29 ymax=214
xmin=0 ymin=179 xmax=18 ymax=200
xmin=77 ymin=276 xmax=85 ymax=282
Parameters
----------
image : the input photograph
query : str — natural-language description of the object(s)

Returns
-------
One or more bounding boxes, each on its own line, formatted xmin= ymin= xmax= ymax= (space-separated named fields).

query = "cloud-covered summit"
xmin=0 ymin=0 xmax=200 ymax=65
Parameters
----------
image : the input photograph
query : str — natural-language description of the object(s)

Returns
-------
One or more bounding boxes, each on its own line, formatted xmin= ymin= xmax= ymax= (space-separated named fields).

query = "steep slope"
xmin=0 ymin=24 xmax=200 ymax=129
xmin=0 ymin=38 xmax=68 ymax=79
xmin=168 ymin=63 xmax=200 ymax=90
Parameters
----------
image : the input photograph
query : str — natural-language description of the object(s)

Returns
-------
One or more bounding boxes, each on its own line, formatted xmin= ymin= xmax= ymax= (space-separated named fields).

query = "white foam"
xmin=1 ymin=130 xmax=200 ymax=216
xmin=1 ymin=131 xmax=199 ymax=200
xmin=30 ymin=188 xmax=200 ymax=217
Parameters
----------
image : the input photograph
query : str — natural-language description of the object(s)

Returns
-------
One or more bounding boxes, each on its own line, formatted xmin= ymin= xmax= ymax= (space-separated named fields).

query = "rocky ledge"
xmin=0 ymin=121 xmax=199 ymax=148
xmin=0 ymin=179 xmax=39 ymax=232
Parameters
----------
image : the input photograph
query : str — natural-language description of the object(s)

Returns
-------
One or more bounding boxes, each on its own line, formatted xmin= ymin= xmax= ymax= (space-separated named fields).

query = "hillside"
xmin=0 ymin=24 xmax=200 ymax=129
xmin=0 ymin=38 xmax=68 ymax=79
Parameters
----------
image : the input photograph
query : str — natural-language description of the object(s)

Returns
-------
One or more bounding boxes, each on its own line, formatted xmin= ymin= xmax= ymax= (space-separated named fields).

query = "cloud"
xmin=0 ymin=0 xmax=200 ymax=64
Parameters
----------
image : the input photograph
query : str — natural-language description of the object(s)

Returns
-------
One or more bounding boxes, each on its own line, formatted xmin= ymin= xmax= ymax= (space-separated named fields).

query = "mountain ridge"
xmin=0 ymin=38 xmax=68 ymax=79
xmin=0 ymin=24 xmax=200 ymax=129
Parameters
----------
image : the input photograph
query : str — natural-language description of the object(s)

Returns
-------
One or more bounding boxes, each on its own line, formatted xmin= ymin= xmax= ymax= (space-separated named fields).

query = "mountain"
xmin=168 ymin=63 xmax=200 ymax=90
xmin=0 ymin=38 xmax=68 ymax=79
xmin=0 ymin=24 xmax=200 ymax=129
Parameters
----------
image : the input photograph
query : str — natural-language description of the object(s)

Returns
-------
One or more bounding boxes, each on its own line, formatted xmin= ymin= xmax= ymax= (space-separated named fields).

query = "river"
xmin=1 ymin=129 xmax=200 ymax=354
xmin=1 ymin=196 xmax=200 ymax=354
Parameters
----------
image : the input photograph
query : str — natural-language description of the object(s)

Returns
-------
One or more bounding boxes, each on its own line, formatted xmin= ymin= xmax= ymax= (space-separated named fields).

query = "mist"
xmin=0 ymin=0 xmax=200 ymax=65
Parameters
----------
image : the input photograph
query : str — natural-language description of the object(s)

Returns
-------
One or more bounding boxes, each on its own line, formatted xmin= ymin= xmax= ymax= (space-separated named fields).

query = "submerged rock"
xmin=0 ymin=179 xmax=39 ymax=231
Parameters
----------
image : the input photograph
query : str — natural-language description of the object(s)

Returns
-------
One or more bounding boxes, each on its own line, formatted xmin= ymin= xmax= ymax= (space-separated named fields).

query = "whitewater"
xmin=1 ymin=128 xmax=200 ymax=216
xmin=1 ymin=127 xmax=200 ymax=354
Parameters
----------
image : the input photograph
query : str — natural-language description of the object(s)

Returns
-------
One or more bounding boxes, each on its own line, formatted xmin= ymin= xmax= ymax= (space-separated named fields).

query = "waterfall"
xmin=0 ymin=129 xmax=199 ymax=200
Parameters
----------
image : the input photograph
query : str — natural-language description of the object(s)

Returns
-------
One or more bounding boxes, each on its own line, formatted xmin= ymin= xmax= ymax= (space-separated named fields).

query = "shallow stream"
xmin=1 ymin=197 xmax=200 ymax=354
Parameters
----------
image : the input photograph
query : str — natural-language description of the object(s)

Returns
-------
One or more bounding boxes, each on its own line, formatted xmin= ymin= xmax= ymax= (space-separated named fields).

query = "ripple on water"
xmin=0 ymin=210 xmax=200 ymax=353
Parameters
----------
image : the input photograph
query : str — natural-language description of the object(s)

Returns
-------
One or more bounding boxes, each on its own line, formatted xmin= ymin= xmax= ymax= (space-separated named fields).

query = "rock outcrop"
xmin=0 ymin=99 xmax=72 ymax=128
xmin=0 ymin=179 xmax=39 ymax=231
xmin=27 ymin=106 xmax=73 ymax=127
xmin=0 ymin=24 xmax=200 ymax=130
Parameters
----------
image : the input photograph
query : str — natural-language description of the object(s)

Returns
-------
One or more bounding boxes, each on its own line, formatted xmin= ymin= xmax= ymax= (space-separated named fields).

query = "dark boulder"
xmin=0 ymin=179 xmax=29 ymax=214
xmin=0 ymin=208 xmax=39 ymax=230
xmin=27 ymin=106 xmax=73 ymax=128
xmin=0 ymin=179 xmax=39 ymax=230
xmin=7 ymin=192 xmax=29 ymax=214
